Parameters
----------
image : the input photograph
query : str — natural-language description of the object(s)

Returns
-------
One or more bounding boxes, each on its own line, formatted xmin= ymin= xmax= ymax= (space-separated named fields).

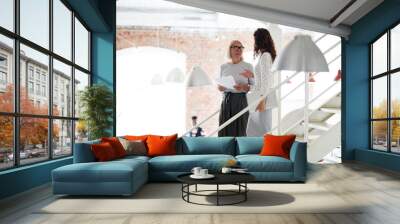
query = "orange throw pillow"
xmin=91 ymin=142 xmax=117 ymax=162
xmin=260 ymin=134 xmax=296 ymax=159
xmin=101 ymin=137 xmax=127 ymax=158
xmin=124 ymin=135 xmax=148 ymax=141
xmin=146 ymin=134 xmax=178 ymax=157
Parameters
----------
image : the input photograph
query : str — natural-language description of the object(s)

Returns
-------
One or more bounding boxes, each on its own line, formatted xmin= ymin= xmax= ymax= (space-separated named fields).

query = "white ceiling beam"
xmin=166 ymin=0 xmax=351 ymax=37
xmin=330 ymin=0 xmax=368 ymax=27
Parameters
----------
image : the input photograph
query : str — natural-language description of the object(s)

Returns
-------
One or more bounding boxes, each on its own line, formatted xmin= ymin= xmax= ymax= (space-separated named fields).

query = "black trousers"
xmin=218 ymin=92 xmax=249 ymax=137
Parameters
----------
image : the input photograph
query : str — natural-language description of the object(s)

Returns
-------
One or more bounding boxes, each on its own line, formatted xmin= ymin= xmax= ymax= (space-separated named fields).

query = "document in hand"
xmin=215 ymin=76 xmax=236 ymax=89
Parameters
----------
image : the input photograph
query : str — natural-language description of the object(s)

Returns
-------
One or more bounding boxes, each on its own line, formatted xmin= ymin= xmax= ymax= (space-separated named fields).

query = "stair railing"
xmin=278 ymin=80 xmax=341 ymax=135
xmin=269 ymin=54 xmax=341 ymax=134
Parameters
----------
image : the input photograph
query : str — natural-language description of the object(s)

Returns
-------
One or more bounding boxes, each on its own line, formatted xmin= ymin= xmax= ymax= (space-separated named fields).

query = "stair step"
xmin=320 ymin=107 xmax=341 ymax=114
xmin=308 ymin=122 xmax=330 ymax=131
xmin=297 ymin=134 xmax=320 ymax=141
xmin=324 ymin=96 xmax=341 ymax=108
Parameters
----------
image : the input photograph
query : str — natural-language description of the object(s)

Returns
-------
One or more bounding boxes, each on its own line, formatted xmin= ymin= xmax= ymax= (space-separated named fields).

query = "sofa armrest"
xmin=74 ymin=141 xmax=99 ymax=163
xmin=289 ymin=141 xmax=307 ymax=181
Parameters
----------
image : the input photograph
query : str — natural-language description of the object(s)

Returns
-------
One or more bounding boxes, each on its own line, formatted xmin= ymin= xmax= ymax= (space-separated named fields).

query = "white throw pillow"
xmin=118 ymin=137 xmax=147 ymax=156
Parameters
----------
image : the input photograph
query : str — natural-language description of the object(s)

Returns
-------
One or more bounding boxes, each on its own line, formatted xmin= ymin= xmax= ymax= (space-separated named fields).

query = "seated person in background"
xmin=190 ymin=116 xmax=204 ymax=137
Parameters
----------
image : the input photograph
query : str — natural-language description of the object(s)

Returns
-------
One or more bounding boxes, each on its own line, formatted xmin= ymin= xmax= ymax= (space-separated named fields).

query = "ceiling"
xmin=225 ymin=0 xmax=353 ymax=25
xmin=166 ymin=0 xmax=384 ymax=37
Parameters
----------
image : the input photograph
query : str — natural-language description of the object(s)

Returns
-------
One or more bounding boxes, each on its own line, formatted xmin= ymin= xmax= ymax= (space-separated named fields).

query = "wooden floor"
xmin=1 ymin=162 xmax=400 ymax=224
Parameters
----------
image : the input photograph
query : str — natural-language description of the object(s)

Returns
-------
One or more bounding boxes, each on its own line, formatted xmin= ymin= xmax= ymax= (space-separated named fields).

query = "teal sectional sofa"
xmin=52 ymin=137 xmax=307 ymax=196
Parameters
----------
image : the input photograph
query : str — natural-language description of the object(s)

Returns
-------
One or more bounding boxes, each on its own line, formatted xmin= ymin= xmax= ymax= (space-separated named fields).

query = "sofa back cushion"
xmin=260 ymin=134 xmax=296 ymax=159
xmin=147 ymin=134 xmax=178 ymax=157
xmin=91 ymin=142 xmax=118 ymax=161
xmin=236 ymin=137 xmax=263 ymax=155
xmin=178 ymin=137 xmax=235 ymax=155
xmin=73 ymin=139 xmax=100 ymax=163
xmin=101 ymin=137 xmax=127 ymax=158
xmin=118 ymin=138 xmax=147 ymax=156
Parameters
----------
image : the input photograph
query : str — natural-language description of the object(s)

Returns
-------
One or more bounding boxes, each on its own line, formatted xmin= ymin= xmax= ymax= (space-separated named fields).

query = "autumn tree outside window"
xmin=370 ymin=23 xmax=400 ymax=153
xmin=0 ymin=0 xmax=91 ymax=170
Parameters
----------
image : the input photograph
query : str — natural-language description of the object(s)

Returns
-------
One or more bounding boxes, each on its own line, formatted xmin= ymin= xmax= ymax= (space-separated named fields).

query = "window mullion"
xmin=71 ymin=10 xmax=76 ymax=155
xmin=13 ymin=0 xmax=21 ymax=167
xmin=48 ymin=0 xmax=54 ymax=160
xmin=388 ymin=30 xmax=391 ymax=152
xmin=370 ymin=45 xmax=373 ymax=149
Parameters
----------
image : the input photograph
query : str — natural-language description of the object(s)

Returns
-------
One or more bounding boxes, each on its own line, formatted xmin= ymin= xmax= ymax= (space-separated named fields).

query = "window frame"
xmin=0 ymin=0 xmax=92 ymax=171
xmin=370 ymin=20 xmax=400 ymax=154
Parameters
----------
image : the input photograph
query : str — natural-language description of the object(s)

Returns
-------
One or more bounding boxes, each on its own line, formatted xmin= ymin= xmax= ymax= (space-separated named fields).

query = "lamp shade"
xmin=186 ymin=66 xmax=212 ymax=87
xmin=166 ymin=67 xmax=185 ymax=83
xmin=150 ymin=73 xmax=164 ymax=85
xmin=272 ymin=35 xmax=329 ymax=73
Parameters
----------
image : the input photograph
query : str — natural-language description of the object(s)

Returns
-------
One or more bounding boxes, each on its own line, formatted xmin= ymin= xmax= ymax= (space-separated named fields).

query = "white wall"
xmin=116 ymin=46 xmax=186 ymax=136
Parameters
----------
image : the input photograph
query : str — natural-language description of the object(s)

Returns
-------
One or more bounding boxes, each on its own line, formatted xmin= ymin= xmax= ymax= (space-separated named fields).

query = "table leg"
xmin=195 ymin=184 xmax=198 ymax=192
xmin=187 ymin=184 xmax=190 ymax=202
xmin=217 ymin=184 xmax=219 ymax=206
xmin=245 ymin=183 xmax=247 ymax=201
xmin=181 ymin=184 xmax=183 ymax=199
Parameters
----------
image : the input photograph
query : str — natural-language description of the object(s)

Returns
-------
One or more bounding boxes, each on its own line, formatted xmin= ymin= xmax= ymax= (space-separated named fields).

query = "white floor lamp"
xmin=272 ymin=34 xmax=329 ymax=142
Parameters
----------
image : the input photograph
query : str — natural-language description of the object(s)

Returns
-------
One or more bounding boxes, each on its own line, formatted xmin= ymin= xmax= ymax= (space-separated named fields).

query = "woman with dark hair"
xmin=241 ymin=28 xmax=278 ymax=136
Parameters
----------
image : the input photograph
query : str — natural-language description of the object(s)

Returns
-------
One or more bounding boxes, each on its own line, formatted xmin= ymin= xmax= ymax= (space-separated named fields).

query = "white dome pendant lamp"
xmin=272 ymin=34 xmax=328 ymax=72
xmin=185 ymin=66 xmax=212 ymax=87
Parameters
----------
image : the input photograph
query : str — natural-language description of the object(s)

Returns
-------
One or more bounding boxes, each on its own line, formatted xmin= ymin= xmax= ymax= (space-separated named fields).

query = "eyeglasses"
xmin=230 ymin=45 xmax=244 ymax=50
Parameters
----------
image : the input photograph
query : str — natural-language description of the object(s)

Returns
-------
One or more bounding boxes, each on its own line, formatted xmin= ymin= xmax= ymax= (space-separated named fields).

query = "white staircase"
xmin=280 ymin=91 xmax=341 ymax=163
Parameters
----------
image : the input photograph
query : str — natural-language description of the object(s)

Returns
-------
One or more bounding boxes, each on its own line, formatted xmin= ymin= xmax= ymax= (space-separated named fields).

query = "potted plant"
xmin=79 ymin=84 xmax=114 ymax=140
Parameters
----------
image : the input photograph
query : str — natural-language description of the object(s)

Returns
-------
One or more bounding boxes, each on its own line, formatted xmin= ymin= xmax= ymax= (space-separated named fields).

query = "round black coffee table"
xmin=177 ymin=173 xmax=255 ymax=206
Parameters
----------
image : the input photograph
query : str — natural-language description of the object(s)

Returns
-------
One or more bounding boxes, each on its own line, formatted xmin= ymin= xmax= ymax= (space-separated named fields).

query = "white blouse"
xmin=220 ymin=61 xmax=254 ymax=93
xmin=250 ymin=52 xmax=278 ymax=109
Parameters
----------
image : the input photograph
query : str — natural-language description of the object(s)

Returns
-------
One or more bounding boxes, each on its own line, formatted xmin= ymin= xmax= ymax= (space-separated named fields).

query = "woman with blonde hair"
xmin=217 ymin=40 xmax=254 ymax=137
xmin=241 ymin=28 xmax=278 ymax=136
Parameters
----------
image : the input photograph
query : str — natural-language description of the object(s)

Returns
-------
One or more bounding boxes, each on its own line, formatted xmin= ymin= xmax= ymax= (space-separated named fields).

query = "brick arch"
xmin=117 ymin=27 xmax=255 ymax=134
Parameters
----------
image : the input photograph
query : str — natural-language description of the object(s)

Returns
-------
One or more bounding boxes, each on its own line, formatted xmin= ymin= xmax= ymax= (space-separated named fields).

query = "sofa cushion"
xmin=149 ymin=154 xmax=235 ymax=172
xmin=91 ymin=142 xmax=118 ymax=161
xmin=115 ymin=155 xmax=150 ymax=163
xmin=147 ymin=134 xmax=178 ymax=157
xmin=53 ymin=159 xmax=147 ymax=183
xmin=74 ymin=140 xmax=100 ymax=163
xmin=118 ymin=138 xmax=147 ymax=156
xmin=236 ymin=137 xmax=263 ymax=155
xmin=178 ymin=137 xmax=235 ymax=155
xmin=125 ymin=135 xmax=149 ymax=142
xmin=236 ymin=155 xmax=293 ymax=172
xmin=101 ymin=137 xmax=127 ymax=158
xmin=260 ymin=134 xmax=296 ymax=159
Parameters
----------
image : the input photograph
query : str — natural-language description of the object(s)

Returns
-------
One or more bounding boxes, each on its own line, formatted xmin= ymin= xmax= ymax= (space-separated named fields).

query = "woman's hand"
xmin=234 ymin=84 xmax=250 ymax=92
xmin=256 ymin=99 xmax=266 ymax=112
xmin=218 ymin=85 xmax=226 ymax=92
xmin=240 ymin=69 xmax=254 ymax=78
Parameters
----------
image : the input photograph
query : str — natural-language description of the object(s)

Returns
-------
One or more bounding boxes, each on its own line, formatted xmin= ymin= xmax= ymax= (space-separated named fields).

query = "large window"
xmin=371 ymin=23 xmax=400 ymax=153
xmin=0 ymin=0 xmax=91 ymax=170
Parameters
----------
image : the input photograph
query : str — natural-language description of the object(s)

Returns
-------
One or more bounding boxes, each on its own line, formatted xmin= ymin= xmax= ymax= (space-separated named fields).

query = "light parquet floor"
xmin=1 ymin=162 xmax=400 ymax=224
